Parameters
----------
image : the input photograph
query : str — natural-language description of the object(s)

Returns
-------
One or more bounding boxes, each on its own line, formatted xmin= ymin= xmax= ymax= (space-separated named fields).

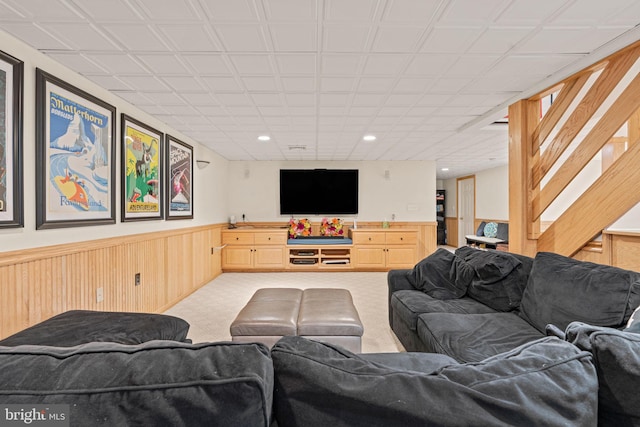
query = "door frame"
xmin=457 ymin=175 xmax=476 ymax=248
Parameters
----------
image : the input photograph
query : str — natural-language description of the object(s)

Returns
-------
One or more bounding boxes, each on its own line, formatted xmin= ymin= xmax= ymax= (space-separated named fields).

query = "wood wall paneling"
xmin=0 ymin=225 xmax=222 ymax=340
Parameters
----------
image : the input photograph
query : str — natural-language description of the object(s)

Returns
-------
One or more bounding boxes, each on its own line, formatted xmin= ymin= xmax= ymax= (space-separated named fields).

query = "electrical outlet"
xmin=135 ymin=273 xmax=141 ymax=286
xmin=96 ymin=287 xmax=104 ymax=303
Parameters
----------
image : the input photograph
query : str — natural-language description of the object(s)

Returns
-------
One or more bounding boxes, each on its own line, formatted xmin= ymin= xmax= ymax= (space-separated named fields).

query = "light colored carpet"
xmin=164 ymin=272 xmax=405 ymax=353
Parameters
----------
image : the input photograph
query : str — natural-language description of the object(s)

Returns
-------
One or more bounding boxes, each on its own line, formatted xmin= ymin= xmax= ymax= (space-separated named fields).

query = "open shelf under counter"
xmin=287 ymin=244 xmax=353 ymax=270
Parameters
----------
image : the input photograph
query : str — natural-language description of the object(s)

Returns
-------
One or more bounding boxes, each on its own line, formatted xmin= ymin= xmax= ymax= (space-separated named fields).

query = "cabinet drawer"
xmin=353 ymin=232 xmax=385 ymax=245
xmin=386 ymin=232 xmax=417 ymax=245
xmin=222 ymin=232 xmax=254 ymax=245
xmin=254 ymin=232 xmax=286 ymax=245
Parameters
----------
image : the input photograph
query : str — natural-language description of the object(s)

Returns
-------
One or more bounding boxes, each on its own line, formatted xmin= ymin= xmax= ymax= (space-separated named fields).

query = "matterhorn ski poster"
xmin=36 ymin=69 xmax=115 ymax=229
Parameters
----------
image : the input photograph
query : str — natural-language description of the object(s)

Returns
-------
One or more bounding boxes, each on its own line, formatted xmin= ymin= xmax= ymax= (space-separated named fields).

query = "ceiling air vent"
xmin=288 ymin=145 xmax=307 ymax=151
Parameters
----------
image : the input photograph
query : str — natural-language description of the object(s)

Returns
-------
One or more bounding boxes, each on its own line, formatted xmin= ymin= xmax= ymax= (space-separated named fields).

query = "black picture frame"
xmin=121 ymin=114 xmax=164 ymax=222
xmin=166 ymin=135 xmax=193 ymax=220
xmin=35 ymin=68 xmax=116 ymax=229
xmin=0 ymin=50 xmax=23 ymax=229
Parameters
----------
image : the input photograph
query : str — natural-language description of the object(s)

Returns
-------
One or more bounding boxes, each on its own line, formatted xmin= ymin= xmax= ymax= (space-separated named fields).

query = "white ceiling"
xmin=1 ymin=0 xmax=639 ymax=179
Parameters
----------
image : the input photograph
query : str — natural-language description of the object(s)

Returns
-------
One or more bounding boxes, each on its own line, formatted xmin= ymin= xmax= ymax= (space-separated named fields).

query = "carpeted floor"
xmin=164 ymin=271 xmax=405 ymax=353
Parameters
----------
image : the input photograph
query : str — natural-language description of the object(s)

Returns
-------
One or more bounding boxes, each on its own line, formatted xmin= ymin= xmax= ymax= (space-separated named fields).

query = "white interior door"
xmin=458 ymin=177 xmax=475 ymax=247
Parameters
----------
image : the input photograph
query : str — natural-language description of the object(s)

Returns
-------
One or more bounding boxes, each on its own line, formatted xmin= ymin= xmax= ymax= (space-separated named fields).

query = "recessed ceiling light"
xmin=441 ymin=168 xmax=449 ymax=171
xmin=258 ymin=135 xmax=271 ymax=141
xmin=363 ymin=135 xmax=376 ymax=141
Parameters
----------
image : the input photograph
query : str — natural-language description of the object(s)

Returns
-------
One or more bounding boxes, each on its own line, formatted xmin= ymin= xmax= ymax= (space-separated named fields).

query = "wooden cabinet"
xmin=222 ymin=229 xmax=287 ymax=270
xmin=351 ymin=229 xmax=418 ymax=270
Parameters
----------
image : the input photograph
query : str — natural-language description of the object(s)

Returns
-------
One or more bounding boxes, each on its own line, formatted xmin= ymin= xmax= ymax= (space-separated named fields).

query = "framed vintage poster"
xmin=0 ymin=50 xmax=23 ymax=229
xmin=166 ymin=135 xmax=193 ymax=220
xmin=35 ymin=68 xmax=116 ymax=229
xmin=121 ymin=114 xmax=163 ymax=221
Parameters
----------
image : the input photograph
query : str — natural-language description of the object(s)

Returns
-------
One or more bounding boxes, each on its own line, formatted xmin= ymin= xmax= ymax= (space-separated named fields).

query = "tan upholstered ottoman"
xmin=230 ymin=288 xmax=364 ymax=352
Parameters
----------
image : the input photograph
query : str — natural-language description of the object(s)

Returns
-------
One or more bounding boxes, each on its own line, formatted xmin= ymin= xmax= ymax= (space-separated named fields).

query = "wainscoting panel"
xmin=0 ymin=225 xmax=224 ymax=340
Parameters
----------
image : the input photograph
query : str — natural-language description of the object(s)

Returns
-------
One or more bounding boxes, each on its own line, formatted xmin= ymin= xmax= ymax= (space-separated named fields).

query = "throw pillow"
xmin=476 ymin=221 xmax=487 ymax=236
xmin=566 ymin=322 xmax=640 ymax=425
xmin=412 ymin=249 xmax=474 ymax=300
xmin=271 ymin=336 xmax=597 ymax=427
xmin=519 ymin=252 xmax=640 ymax=333
xmin=454 ymin=247 xmax=526 ymax=311
xmin=483 ymin=222 xmax=498 ymax=238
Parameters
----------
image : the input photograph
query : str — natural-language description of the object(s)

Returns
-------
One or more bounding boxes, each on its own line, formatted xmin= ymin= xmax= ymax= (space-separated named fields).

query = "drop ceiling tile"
xmin=382 ymin=0 xmax=441 ymax=23
xmin=265 ymin=0 xmax=317 ymax=20
xmin=158 ymin=25 xmax=221 ymax=52
xmin=215 ymin=93 xmax=253 ymax=105
xmin=226 ymin=106 xmax=259 ymax=115
xmin=215 ymin=24 xmax=269 ymax=51
xmin=281 ymin=77 xmax=316 ymax=91
xmin=270 ymin=24 xmax=317 ymax=51
xmin=393 ymin=78 xmax=435 ymax=93
xmin=40 ymin=23 xmax=118 ymax=50
xmin=468 ymin=28 xmax=533 ymax=54
xmin=86 ymin=53 xmax=146 ymax=74
xmin=439 ymin=0 xmax=507 ymax=24
xmin=201 ymin=76 xmax=243 ymax=92
xmin=180 ymin=92 xmax=217 ymax=105
xmin=321 ymin=77 xmax=356 ymax=92
xmin=182 ymin=54 xmax=232 ymax=74
xmin=417 ymin=93 xmax=453 ymax=106
xmin=113 ymin=91 xmax=155 ymax=106
xmin=321 ymin=54 xmax=363 ymax=74
xmin=45 ymin=53 xmax=106 ymax=74
xmin=71 ymin=0 xmax=143 ymax=22
xmin=163 ymin=104 xmax=200 ymax=115
xmin=385 ymin=93 xmax=421 ymax=106
xmin=495 ymin=0 xmax=563 ymax=25
xmin=289 ymin=106 xmax=316 ymax=115
xmin=431 ymin=77 xmax=472 ymax=92
xmin=242 ymin=76 xmax=279 ymax=91
xmin=200 ymin=0 xmax=260 ymax=22
xmin=324 ymin=0 xmax=378 ymax=21
xmin=136 ymin=0 xmax=199 ymax=20
xmin=134 ymin=54 xmax=189 ymax=74
xmin=85 ymin=75 xmax=132 ymax=91
xmin=404 ymin=54 xmax=457 ymax=76
xmin=357 ymin=77 xmax=396 ymax=92
xmin=552 ymin=0 xmax=638 ymax=25
xmin=421 ymin=27 xmax=484 ymax=53
xmin=102 ymin=24 xmax=171 ymax=51
xmin=351 ymin=93 xmax=385 ymax=106
xmin=446 ymin=55 xmax=500 ymax=76
xmin=196 ymin=105 xmax=227 ymax=115
xmin=517 ymin=27 xmax=626 ymax=54
xmin=118 ymin=75 xmax=170 ymax=91
xmin=285 ymin=93 xmax=316 ymax=106
xmin=161 ymin=76 xmax=206 ymax=91
xmin=229 ymin=55 xmax=274 ymax=74
xmin=323 ymin=25 xmax=371 ymax=52
xmin=7 ymin=0 xmax=79 ymax=19
xmin=348 ymin=106 xmax=379 ymax=116
xmin=371 ymin=26 xmax=425 ymax=52
xmin=362 ymin=54 xmax=409 ymax=75
xmin=320 ymin=93 xmax=350 ymax=106
xmin=143 ymin=91 xmax=189 ymax=104
xmin=250 ymin=93 xmax=283 ymax=106
xmin=319 ymin=106 xmax=348 ymax=115
xmin=607 ymin=2 xmax=640 ymax=25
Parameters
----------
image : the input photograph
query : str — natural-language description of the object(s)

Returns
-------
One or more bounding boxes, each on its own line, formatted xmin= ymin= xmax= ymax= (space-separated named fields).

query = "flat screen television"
xmin=279 ymin=169 xmax=358 ymax=215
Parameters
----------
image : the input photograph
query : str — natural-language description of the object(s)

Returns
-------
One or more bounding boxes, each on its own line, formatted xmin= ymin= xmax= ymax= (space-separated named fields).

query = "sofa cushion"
xmin=519 ymin=252 xmax=640 ymax=333
xmin=411 ymin=248 xmax=474 ymax=299
xmin=0 ymin=310 xmax=191 ymax=347
xmin=475 ymin=221 xmax=486 ymax=236
xmin=0 ymin=341 xmax=273 ymax=427
xmin=417 ymin=312 xmax=544 ymax=363
xmin=271 ymin=336 xmax=597 ymax=427
xmin=565 ymin=322 xmax=640 ymax=425
xmin=455 ymin=247 xmax=530 ymax=312
xmin=391 ymin=291 xmax=497 ymax=332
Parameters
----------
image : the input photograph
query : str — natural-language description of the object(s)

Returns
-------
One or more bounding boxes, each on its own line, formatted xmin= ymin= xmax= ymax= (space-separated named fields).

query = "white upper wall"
xmin=227 ymin=161 xmax=436 ymax=224
xmin=475 ymin=165 xmax=509 ymax=221
xmin=0 ymin=30 xmax=228 ymax=253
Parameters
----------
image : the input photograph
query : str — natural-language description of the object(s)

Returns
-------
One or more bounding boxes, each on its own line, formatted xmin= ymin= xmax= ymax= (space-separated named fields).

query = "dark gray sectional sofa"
xmin=388 ymin=247 xmax=640 ymax=362
xmin=3 ymin=249 xmax=640 ymax=426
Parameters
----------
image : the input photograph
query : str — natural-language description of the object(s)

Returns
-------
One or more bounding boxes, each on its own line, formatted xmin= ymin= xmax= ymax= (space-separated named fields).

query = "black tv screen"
xmin=280 ymin=169 xmax=358 ymax=215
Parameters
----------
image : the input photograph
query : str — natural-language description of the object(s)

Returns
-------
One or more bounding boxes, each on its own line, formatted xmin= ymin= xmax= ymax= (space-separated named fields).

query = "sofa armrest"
xmin=387 ymin=269 xmax=416 ymax=326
